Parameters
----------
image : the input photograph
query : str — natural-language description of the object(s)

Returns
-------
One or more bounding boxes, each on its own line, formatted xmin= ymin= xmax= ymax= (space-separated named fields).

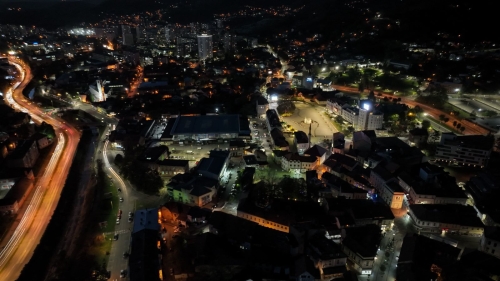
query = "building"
xmin=155 ymin=159 xmax=189 ymax=178
xmin=408 ymin=128 xmax=429 ymax=147
xmin=237 ymin=198 xmax=325 ymax=234
xmin=176 ymin=37 xmax=195 ymax=57
xmin=294 ymin=131 xmax=309 ymax=155
xmin=266 ymin=109 xmax=282 ymax=132
xmin=7 ymin=139 xmax=39 ymax=168
xmin=256 ymin=96 xmax=269 ymax=119
xmin=197 ymin=34 xmax=213 ymax=60
xmin=169 ymin=115 xmax=250 ymax=141
xmin=121 ymin=25 xmax=134 ymax=46
xmin=326 ymin=99 xmax=383 ymax=131
xmin=398 ymin=163 xmax=468 ymax=206
xmin=341 ymin=224 xmax=381 ymax=275
xmin=479 ymin=226 xmax=500 ymax=258
xmin=408 ymin=204 xmax=484 ymax=236
xmin=370 ymin=166 xmax=404 ymax=209
xmin=197 ymin=150 xmax=230 ymax=180
xmin=88 ymin=80 xmax=107 ymax=102
xmin=229 ymin=140 xmax=249 ymax=157
xmin=357 ymin=100 xmax=384 ymax=131
xmin=321 ymin=172 xmax=368 ymax=199
xmin=435 ymin=133 xmax=493 ymax=168
xmin=0 ymin=170 xmax=35 ymax=215
xmin=270 ymin=128 xmax=289 ymax=151
xmin=308 ymin=231 xmax=347 ymax=280
xmin=396 ymin=233 xmax=462 ymax=281
xmin=31 ymin=133 xmax=51 ymax=149
xmin=129 ymin=209 xmax=161 ymax=281
xmin=168 ymin=175 xmax=218 ymax=207
xmin=281 ymin=152 xmax=316 ymax=173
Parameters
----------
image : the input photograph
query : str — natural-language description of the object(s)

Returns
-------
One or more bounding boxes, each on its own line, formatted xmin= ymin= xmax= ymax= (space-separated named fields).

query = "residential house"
xmin=229 ymin=140 xmax=248 ymax=157
xmin=7 ymin=139 xmax=39 ymax=168
xmin=408 ymin=204 xmax=484 ymax=236
xmin=321 ymin=172 xmax=367 ymax=200
xmin=282 ymin=152 xmax=316 ymax=173
xmin=341 ymin=224 xmax=381 ymax=275
xmin=308 ymin=231 xmax=347 ymax=280
xmin=270 ymin=128 xmax=289 ymax=151
xmin=396 ymin=233 xmax=462 ymax=281
xmin=155 ymin=159 xmax=189 ymax=178
xmin=294 ymin=131 xmax=309 ymax=155
xmin=168 ymin=176 xmax=218 ymax=207
xmin=408 ymin=128 xmax=429 ymax=147
xmin=479 ymin=226 xmax=500 ymax=259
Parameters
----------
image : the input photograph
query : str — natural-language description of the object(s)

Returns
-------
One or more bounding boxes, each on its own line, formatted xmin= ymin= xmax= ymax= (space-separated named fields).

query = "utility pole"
xmin=308 ymin=122 xmax=312 ymax=149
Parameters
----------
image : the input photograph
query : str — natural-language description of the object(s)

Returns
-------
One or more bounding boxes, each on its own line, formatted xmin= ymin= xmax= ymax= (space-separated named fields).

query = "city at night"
xmin=0 ymin=0 xmax=499 ymax=281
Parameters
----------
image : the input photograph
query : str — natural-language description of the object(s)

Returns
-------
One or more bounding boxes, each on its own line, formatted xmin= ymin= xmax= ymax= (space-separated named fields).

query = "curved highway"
xmin=0 ymin=57 xmax=80 ymax=280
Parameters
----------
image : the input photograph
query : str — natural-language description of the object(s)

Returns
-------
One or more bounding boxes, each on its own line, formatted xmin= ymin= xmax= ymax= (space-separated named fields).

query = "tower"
xmin=197 ymin=34 xmax=213 ymax=60
xmin=121 ymin=25 xmax=134 ymax=46
xmin=308 ymin=122 xmax=312 ymax=149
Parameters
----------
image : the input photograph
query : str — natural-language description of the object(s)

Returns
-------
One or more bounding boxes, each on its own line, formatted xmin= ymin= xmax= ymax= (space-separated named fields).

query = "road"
xmin=72 ymin=101 xmax=136 ymax=280
xmin=333 ymin=85 xmax=490 ymax=135
xmin=0 ymin=58 xmax=80 ymax=280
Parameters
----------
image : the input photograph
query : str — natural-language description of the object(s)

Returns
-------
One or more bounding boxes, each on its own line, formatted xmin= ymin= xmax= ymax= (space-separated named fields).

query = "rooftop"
xmin=342 ymin=224 xmax=381 ymax=258
xmin=294 ymin=131 xmax=309 ymax=144
xmin=410 ymin=204 xmax=484 ymax=227
xmin=170 ymin=115 xmax=243 ymax=135
xmin=132 ymin=208 xmax=160 ymax=234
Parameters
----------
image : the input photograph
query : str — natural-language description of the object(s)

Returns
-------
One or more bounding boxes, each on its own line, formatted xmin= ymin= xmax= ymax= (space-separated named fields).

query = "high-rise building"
xmin=223 ymin=33 xmax=235 ymax=53
xmin=216 ymin=19 xmax=224 ymax=29
xmin=357 ymin=100 xmax=383 ymax=131
xmin=136 ymin=26 xmax=146 ymax=42
xmin=197 ymin=34 xmax=213 ymax=60
xmin=176 ymin=37 xmax=195 ymax=57
xmin=121 ymin=25 xmax=134 ymax=46
xmin=164 ymin=26 xmax=171 ymax=45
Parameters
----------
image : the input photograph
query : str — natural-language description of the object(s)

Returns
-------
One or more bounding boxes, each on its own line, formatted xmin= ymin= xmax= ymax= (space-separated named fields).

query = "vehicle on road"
xmin=114 ymin=234 xmax=119 ymax=240
xmin=119 ymin=197 xmax=124 ymax=202
xmin=120 ymin=270 xmax=127 ymax=278
xmin=128 ymin=217 xmax=133 ymax=223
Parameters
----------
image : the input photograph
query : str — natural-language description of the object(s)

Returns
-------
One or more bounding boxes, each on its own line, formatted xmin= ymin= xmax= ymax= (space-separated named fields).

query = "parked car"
xmin=120 ymin=270 xmax=127 ymax=278
xmin=119 ymin=197 xmax=124 ymax=202
xmin=114 ymin=234 xmax=119 ymax=240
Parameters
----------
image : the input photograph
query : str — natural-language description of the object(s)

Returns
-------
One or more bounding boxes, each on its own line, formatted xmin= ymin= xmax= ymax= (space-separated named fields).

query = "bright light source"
xmin=454 ymin=88 xmax=459 ymax=92
xmin=271 ymin=95 xmax=278 ymax=101
xmin=363 ymin=103 xmax=370 ymax=111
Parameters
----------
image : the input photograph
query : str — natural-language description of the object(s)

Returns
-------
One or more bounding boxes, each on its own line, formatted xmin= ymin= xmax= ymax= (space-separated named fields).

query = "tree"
xmin=443 ymin=117 xmax=450 ymax=123
xmin=421 ymin=120 xmax=431 ymax=130
xmin=114 ymin=154 xmax=124 ymax=167
xmin=358 ymin=82 xmax=364 ymax=93
xmin=335 ymin=115 xmax=343 ymax=124
xmin=460 ymin=127 xmax=465 ymax=133
xmin=453 ymin=121 xmax=457 ymax=127
xmin=439 ymin=114 xmax=446 ymax=121
xmin=456 ymin=123 xmax=461 ymax=129
xmin=368 ymin=90 xmax=375 ymax=102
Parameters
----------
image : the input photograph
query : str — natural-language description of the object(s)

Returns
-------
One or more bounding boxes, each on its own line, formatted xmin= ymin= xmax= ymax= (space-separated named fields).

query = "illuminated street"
xmin=0 ymin=58 xmax=80 ymax=280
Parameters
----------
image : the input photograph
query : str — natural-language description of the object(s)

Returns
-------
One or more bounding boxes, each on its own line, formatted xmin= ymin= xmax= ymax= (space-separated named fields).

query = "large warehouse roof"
xmin=170 ymin=115 xmax=242 ymax=135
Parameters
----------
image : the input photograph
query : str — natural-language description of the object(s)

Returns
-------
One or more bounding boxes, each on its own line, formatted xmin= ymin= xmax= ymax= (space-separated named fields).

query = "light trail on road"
xmin=0 ymin=58 xmax=80 ymax=280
